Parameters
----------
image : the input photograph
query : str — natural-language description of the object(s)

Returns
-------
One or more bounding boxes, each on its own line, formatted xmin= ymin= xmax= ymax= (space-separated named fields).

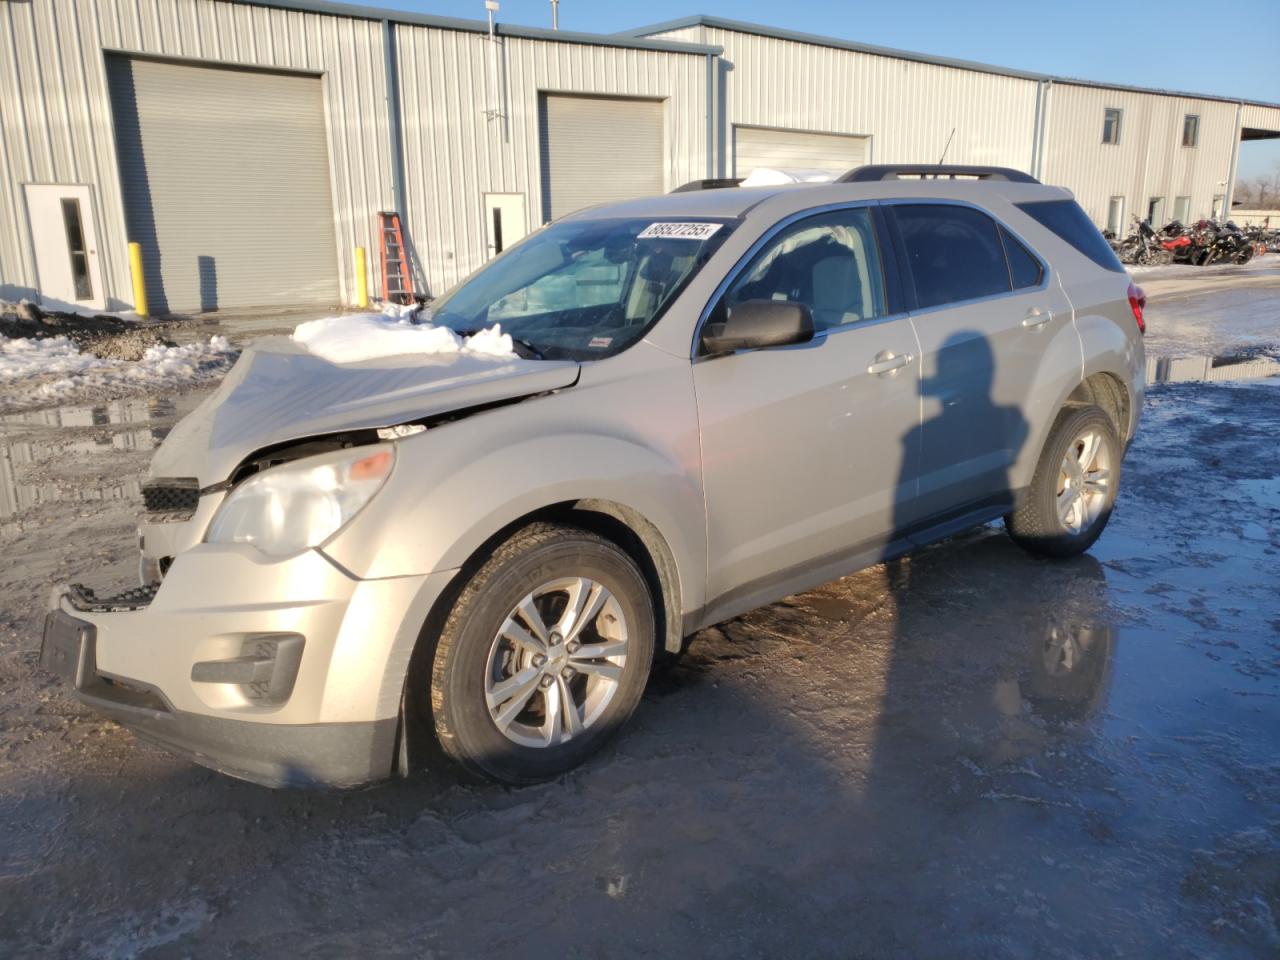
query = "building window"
xmin=1182 ymin=115 xmax=1200 ymax=148
xmin=1172 ymin=196 xmax=1191 ymax=225
xmin=1106 ymin=196 xmax=1125 ymax=237
xmin=60 ymin=198 xmax=93 ymax=301
xmin=1102 ymin=108 xmax=1122 ymax=145
xmin=1148 ymin=197 xmax=1165 ymax=226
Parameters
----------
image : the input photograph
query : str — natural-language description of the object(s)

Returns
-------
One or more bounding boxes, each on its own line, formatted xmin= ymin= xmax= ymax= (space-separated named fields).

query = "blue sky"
xmin=371 ymin=0 xmax=1279 ymax=178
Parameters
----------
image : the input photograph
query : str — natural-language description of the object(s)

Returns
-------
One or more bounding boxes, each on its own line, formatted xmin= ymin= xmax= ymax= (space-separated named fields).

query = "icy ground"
xmin=0 ymin=267 xmax=1276 ymax=958
xmin=0 ymin=378 xmax=1276 ymax=959
xmin=1138 ymin=254 xmax=1280 ymax=358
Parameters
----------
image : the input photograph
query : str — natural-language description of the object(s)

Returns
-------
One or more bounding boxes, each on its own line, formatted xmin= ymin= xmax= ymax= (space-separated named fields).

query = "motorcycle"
xmin=1116 ymin=218 xmax=1174 ymax=265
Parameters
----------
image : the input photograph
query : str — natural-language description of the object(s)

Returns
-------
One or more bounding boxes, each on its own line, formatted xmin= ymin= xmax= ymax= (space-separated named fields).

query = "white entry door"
xmin=484 ymin=193 xmax=528 ymax=258
xmin=25 ymin=184 xmax=106 ymax=310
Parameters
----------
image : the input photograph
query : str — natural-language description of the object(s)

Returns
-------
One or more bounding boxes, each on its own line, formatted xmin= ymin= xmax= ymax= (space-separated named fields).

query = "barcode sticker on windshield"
xmin=637 ymin=222 xmax=723 ymax=241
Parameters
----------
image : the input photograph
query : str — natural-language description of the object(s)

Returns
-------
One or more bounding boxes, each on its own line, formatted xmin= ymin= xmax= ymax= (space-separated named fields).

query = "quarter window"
xmin=1182 ymin=115 xmax=1199 ymax=148
xmin=1102 ymin=108 xmax=1122 ymax=145
xmin=1000 ymin=227 xmax=1044 ymax=290
xmin=722 ymin=207 xmax=887 ymax=331
xmin=1016 ymin=199 xmax=1126 ymax=273
xmin=891 ymin=204 xmax=1011 ymax=309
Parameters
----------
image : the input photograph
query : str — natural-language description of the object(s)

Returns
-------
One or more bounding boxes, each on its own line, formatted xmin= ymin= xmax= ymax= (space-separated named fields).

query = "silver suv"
xmin=41 ymin=165 xmax=1145 ymax=787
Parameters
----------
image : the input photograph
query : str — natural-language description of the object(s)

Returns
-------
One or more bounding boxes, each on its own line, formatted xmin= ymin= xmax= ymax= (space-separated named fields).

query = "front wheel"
xmin=429 ymin=522 xmax=655 ymax=783
xmin=1005 ymin=405 xmax=1121 ymax=558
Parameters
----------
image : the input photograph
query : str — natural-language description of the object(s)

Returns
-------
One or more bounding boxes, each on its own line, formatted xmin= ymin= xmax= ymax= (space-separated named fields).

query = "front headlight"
xmin=205 ymin=444 xmax=395 ymax=557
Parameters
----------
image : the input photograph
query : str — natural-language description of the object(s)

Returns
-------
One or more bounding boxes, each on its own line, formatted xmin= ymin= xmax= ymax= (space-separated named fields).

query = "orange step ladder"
xmin=378 ymin=211 xmax=414 ymax=305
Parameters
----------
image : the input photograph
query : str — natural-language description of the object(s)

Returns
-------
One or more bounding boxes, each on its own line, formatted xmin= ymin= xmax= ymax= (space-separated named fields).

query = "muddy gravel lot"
xmin=1 ymin=271 xmax=1278 ymax=959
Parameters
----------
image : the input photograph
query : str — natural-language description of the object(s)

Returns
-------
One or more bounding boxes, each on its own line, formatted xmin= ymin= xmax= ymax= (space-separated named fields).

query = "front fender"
xmin=321 ymin=363 xmax=707 ymax=618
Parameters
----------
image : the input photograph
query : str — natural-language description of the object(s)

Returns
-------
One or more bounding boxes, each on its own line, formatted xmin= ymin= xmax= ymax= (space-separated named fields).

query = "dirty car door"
xmin=693 ymin=206 xmax=922 ymax=616
xmin=888 ymin=202 xmax=1072 ymax=522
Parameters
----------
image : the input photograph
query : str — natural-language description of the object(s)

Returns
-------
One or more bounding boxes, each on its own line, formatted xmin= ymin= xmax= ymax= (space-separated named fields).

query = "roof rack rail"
xmin=838 ymin=164 xmax=1040 ymax=184
xmin=670 ymin=178 xmax=745 ymax=193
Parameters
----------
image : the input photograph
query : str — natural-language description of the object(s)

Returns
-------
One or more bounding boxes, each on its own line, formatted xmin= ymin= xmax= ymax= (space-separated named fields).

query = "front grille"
xmin=142 ymin=478 xmax=200 ymax=518
xmin=68 ymin=582 xmax=159 ymax=612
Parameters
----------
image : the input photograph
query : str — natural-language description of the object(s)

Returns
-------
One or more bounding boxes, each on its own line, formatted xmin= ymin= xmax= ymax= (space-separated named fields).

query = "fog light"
xmin=191 ymin=634 xmax=304 ymax=705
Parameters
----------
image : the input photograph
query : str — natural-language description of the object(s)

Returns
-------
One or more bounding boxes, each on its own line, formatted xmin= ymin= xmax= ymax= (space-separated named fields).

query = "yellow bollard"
xmin=354 ymin=246 xmax=369 ymax=309
xmin=128 ymin=241 xmax=149 ymax=318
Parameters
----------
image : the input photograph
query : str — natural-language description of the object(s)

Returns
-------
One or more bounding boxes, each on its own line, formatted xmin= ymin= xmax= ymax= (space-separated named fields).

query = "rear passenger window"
xmin=891 ymin=205 xmax=1011 ymax=309
xmin=722 ymin=207 xmax=887 ymax=331
xmin=1000 ymin=227 xmax=1044 ymax=289
xmin=1015 ymin=199 xmax=1126 ymax=273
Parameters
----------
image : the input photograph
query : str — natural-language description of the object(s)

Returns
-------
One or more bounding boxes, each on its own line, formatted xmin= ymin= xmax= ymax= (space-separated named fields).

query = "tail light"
xmin=1127 ymin=282 xmax=1146 ymax=335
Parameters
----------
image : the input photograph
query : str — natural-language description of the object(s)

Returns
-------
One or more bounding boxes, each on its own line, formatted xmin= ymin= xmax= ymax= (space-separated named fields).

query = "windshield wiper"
xmin=507 ymin=336 xmax=545 ymax=360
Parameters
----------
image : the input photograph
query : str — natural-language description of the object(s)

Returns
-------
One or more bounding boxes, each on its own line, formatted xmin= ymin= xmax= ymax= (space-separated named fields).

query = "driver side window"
xmin=723 ymin=207 xmax=887 ymax=331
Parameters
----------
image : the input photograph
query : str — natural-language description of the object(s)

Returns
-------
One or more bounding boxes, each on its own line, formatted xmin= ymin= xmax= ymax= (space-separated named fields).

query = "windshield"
xmin=428 ymin=217 xmax=735 ymax=360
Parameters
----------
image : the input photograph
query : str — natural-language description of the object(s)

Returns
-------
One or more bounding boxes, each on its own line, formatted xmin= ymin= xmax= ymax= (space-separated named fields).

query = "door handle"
xmin=868 ymin=352 xmax=914 ymax=376
xmin=1021 ymin=309 xmax=1051 ymax=328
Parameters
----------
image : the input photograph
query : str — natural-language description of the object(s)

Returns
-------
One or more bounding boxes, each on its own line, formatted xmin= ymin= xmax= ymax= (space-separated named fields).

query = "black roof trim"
xmin=621 ymin=15 xmax=1280 ymax=110
xmin=839 ymin=165 xmax=1040 ymax=184
xmin=671 ymin=178 xmax=745 ymax=193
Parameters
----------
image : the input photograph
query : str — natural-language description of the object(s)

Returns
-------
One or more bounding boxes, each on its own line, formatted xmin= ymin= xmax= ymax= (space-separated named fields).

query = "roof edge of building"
xmin=621 ymin=14 xmax=1280 ymax=112
xmin=230 ymin=0 xmax=723 ymax=55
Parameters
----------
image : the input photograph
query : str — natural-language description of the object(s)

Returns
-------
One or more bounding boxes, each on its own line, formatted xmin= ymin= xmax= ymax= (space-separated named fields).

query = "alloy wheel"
xmin=484 ymin=577 xmax=629 ymax=748
xmin=1056 ymin=428 xmax=1112 ymax=534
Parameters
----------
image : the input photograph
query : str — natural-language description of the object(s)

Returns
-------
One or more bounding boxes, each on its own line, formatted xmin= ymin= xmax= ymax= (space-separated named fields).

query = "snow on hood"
xmin=149 ymin=334 xmax=578 ymax=487
xmin=291 ymin=307 xmax=516 ymax=363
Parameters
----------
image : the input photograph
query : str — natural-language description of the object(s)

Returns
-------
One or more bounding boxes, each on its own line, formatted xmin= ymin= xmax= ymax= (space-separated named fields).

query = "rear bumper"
xmin=39 ymin=544 xmax=457 ymax=788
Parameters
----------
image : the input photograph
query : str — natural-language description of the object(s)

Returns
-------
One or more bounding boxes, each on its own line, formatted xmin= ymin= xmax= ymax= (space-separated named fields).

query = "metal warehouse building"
xmin=2 ymin=2 xmax=1278 ymax=316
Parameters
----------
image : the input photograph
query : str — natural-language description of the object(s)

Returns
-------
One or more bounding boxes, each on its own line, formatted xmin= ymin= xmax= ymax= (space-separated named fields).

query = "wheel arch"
xmin=1066 ymin=371 xmax=1132 ymax=443
xmin=394 ymin=498 xmax=686 ymax=773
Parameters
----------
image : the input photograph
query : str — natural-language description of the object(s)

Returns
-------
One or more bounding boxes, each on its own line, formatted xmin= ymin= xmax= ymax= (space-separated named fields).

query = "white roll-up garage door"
xmin=734 ymin=126 xmax=870 ymax=179
xmin=108 ymin=56 xmax=339 ymax=315
xmin=540 ymin=95 xmax=665 ymax=221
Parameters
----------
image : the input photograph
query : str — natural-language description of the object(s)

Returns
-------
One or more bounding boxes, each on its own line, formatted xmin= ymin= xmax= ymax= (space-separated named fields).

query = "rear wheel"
xmin=1005 ymin=405 xmax=1120 ymax=558
xmin=429 ymin=522 xmax=655 ymax=783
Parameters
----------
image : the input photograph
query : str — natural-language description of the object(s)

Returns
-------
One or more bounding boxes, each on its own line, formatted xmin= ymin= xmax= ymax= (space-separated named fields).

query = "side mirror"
xmin=700 ymin=299 xmax=816 ymax=356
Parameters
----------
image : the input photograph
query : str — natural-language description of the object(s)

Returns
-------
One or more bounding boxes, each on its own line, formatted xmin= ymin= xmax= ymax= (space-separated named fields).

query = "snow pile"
xmin=292 ymin=308 xmax=516 ymax=364
xmin=0 ymin=334 xmax=237 ymax=410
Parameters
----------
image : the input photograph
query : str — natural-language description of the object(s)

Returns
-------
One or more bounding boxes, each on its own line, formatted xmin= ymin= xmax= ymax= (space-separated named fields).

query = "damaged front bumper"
xmin=40 ymin=544 xmax=455 ymax=788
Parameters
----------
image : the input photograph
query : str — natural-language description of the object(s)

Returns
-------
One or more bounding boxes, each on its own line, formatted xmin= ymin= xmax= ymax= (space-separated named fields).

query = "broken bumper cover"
xmin=39 ymin=544 xmax=455 ymax=789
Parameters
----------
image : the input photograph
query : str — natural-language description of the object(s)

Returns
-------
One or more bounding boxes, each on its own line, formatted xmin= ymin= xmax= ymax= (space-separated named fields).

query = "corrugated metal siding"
xmin=1240 ymin=104 xmax=1280 ymax=133
xmin=657 ymin=25 xmax=1041 ymax=176
xmin=0 ymin=0 xmax=392 ymax=310
xmin=108 ymin=56 xmax=339 ymax=313
xmin=394 ymin=26 xmax=710 ymax=293
xmin=1040 ymin=84 xmax=1240 ymax=229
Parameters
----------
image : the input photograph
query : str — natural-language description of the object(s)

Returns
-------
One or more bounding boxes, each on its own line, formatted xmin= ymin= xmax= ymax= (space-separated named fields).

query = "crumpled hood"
xmin=150 ymin=336 xmax=579 ymax=486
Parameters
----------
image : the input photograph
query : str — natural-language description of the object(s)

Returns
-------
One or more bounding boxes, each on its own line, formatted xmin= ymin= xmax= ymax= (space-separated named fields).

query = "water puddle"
xmin=0 ymin=396 xmax=176 ymax=522
xmin=1146 ymin=352 xmax=1280 ymax=384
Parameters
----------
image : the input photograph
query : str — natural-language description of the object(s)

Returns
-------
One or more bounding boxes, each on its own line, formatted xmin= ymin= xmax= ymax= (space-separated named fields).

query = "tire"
xmin=429 ymin=522 xmax=655 ymax=783
xmin=1004 ymin=405 xmax=1121 ymax=558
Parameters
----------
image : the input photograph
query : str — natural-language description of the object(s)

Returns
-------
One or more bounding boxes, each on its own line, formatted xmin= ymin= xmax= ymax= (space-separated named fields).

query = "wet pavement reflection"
xmin=1147 ymin=351 xmax=1280 ymax=384
xmin=0 ymin=396 xmax=177 ymax=524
